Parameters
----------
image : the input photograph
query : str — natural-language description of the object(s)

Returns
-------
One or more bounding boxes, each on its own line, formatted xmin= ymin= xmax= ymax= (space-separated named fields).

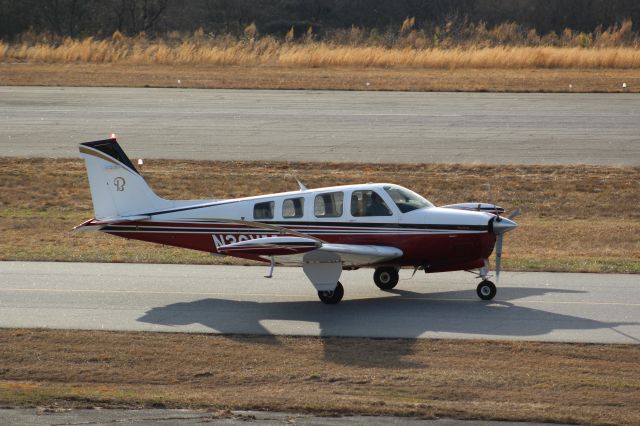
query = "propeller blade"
xmin=508 ymin=207 xmax=522 ymax=220
xmin=495 ymin=234 xmax=503 ymax=283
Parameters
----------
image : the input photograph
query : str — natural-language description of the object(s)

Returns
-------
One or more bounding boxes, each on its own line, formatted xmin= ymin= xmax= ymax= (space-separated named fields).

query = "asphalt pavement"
xmin=0 ymin=409 xmax=559 ymax=426
xmin=1 ymin=87 xmax=638 ymax=165
xmin=1 ymin=261 xmax=638 ymax=344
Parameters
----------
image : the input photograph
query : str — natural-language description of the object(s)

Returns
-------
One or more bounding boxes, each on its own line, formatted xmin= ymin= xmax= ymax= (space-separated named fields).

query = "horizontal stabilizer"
xmin=73 ymin=215 xmax=151 ymax=232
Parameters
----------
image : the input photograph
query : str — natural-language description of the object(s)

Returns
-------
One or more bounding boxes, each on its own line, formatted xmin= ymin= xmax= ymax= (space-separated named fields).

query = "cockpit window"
xmin=383 ymin=185 xmax=433 ymax=213
xmin=351 ymin=190 xmax=392 ymax=217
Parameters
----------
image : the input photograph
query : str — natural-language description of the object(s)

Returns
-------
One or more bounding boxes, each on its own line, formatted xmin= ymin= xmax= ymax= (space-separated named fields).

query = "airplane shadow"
xmin=138 ymin=286 xmax=634 ymax=368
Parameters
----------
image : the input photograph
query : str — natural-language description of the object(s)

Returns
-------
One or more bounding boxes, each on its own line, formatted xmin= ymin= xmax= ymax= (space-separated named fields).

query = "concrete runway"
xmin=1 ymin=86 xmax=639 ymax=165
xmin=1 ymin=261 xmax=638 ymax=344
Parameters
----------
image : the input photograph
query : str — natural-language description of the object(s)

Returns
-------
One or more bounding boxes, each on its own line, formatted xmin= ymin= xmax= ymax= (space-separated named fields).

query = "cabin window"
xmin=253 ymin=201 xmax=275 ymax=219
xmin=283 ymin=197 xmax=304 ymax=218
xmin=314 ymin=192 xmax=343 ymax=218
xmin=351 ymin=190 xmax=393 ymax=217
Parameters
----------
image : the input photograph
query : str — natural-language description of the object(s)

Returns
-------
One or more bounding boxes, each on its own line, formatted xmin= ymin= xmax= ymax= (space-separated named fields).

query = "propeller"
xmin=495 ymin=233 xmax=504 ymax=283
xmin=483 ymin=181 xmax=521 ymax=282
xmin=508 ymin=207 xmax=522 ymax=220
xmin=491 ymin=207 xmax=521 ymax=283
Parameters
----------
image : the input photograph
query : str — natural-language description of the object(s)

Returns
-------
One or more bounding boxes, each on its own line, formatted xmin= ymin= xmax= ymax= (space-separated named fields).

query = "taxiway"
xmin=1 ymin=261 xmax=638 ymax=344
xmin=1 ymin=87 xmax=638 ymax=165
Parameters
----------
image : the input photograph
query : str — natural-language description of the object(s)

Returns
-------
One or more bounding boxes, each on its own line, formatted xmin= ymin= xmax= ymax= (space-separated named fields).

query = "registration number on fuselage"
xmin=212 ymin=233 xmax=277 ymax=249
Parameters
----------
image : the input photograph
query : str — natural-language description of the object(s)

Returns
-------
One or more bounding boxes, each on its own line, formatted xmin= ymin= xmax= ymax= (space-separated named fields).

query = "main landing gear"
xmin=316 ymin=265 xmax=399 ymax=304
xmin=317 ymin=282 xmax=344 ymax=304
xmin=316 ymin=265 xmax=497 ymax=304
xmin=373 ymin=266 xmax=399 ymax=290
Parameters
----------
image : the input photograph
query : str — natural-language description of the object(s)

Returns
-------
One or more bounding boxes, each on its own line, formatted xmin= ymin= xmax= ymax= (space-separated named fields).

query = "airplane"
xmin=76 ymin=136 xmax=519 ymax=304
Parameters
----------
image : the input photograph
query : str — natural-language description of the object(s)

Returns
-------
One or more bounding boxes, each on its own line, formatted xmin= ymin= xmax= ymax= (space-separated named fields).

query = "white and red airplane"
xmin=76 ymin=137 xmax=519 ymax=304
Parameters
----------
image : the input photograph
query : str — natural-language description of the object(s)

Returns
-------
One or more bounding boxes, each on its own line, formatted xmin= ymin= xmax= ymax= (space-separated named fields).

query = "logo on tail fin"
xmin=114 ymin=177 xmax=126 ymax=191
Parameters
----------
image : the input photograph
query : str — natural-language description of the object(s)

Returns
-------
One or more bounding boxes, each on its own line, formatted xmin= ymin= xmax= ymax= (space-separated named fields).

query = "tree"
xmin=111 ymin=0 xmax=168 ymax=34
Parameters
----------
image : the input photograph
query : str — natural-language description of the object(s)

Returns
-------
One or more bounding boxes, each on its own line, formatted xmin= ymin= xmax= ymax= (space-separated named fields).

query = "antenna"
xmin=294 ymin=176 xmax=307 ymax=191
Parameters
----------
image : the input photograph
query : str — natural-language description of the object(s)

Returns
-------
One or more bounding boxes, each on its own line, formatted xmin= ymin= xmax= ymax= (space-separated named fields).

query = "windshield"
xmin=383 ymin=185 xmax=434 ymax=213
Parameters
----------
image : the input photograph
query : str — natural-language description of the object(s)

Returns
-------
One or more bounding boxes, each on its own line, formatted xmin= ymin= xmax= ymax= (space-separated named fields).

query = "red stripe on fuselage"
xmin=104 ymin=220 xmax=495 ymax=271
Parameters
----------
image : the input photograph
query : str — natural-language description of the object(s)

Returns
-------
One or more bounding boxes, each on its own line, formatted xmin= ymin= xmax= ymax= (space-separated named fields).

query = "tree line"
xmin=1 ymin=0 xmax=638 ymax=39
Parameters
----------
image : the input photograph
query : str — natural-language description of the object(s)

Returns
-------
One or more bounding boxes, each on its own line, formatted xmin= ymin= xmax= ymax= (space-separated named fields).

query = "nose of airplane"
xmin=490 ymin=217 xmax=518 ymax=235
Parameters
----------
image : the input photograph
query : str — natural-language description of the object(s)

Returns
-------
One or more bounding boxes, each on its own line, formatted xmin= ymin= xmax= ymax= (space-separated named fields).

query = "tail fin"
xmin=79 ymin=138 xmax=170 ymax=219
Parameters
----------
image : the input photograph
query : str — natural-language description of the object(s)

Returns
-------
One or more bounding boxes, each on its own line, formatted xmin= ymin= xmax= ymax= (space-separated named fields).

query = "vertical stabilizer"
xmin=79 ymin=138 xmax=170 ymax=219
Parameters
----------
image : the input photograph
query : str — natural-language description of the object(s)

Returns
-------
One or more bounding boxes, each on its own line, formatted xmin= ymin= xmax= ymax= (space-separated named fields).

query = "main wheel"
xmin=318 ymin=282 xmax=344 ymax=304
xmin=476 ymin=280 xmax=497 ymax=300
xmin=373 ymin=267 xmax=399 ymax=290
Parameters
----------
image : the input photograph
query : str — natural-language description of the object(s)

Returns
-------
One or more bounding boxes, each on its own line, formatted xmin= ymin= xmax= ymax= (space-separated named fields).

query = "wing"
xmin=301 ymin=243 xmax=403 ymax=267
xmin=217 ymin=237 xmax=402 ymax=267
xmin=75 ymin=215 xmax=402 ymax=267
xmin=203 ymin=219 xmax=404 ymax=269
xmin=217 ymin=236 xmax=321 ymax=256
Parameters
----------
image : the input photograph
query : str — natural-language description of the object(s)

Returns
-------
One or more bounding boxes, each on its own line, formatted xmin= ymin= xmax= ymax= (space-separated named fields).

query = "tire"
xmin=318 ymin=282 xmax=344 ymax=304
xmin=373 ymin=267 xmax=399 ymax=290
xmin=476 ymin=280 xmax=497 ymax=300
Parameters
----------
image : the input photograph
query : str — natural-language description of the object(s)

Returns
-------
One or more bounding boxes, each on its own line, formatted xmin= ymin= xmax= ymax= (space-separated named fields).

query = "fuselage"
xmin=100 ymin=183 xmax=497 ymax=272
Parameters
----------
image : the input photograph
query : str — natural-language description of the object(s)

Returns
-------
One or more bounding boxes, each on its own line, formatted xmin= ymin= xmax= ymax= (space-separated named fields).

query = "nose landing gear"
xmin=474 ymin=260 xmax=497 ymax=300
xmin=476 ymin=280 xmax=497 ymax=300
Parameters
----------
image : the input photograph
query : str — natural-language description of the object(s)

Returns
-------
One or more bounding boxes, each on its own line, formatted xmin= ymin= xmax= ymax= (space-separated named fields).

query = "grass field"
xmin=1 ymin=158 xmax=638 ymax=273
xmin=1 ymin=329 xmax=639 ymax=425
xmin=3 ymin=26 xmax=640 ymax=68
xmin=2 ymin=62 xmax=639 ymax=93
xmin=4 ymin=39 xmax=640 ymax=68
xmin=2 ymin=27 xmax=639 ymax=92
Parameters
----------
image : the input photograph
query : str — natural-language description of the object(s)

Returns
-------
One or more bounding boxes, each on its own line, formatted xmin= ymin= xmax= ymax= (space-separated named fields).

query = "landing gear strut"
xmin=318 ymin=282 xmax=344 ymax=304
xmin=373 ymin=267 xmax=399 ymax=290
xmin=476 ymin=280 xmax=497 ymax=300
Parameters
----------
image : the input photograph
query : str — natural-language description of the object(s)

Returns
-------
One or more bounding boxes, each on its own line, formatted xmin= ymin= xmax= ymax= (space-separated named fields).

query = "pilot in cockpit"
xmin=366 ymin=192 xmax=391 ymax=216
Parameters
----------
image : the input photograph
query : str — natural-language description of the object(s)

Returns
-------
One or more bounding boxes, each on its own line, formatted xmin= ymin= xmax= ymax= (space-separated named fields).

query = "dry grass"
xmin=1 ymin=329 xmax=639 ymax=424
xmin=1 ymin=62 xmax=638 ymax=93
xmin=1 ymin=158 xmax=638 ymax=272
xmin=2 ymin=36 xmax=640 ymax=69
xmin=278 ymin=45 xmax=640 ymax=69
xmin=2 ymin=25 xmax=637 ymax=95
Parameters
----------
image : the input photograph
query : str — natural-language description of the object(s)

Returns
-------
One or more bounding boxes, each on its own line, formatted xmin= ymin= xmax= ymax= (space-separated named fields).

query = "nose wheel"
xmin=476 ymin=280 xmax=497 ymax=300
